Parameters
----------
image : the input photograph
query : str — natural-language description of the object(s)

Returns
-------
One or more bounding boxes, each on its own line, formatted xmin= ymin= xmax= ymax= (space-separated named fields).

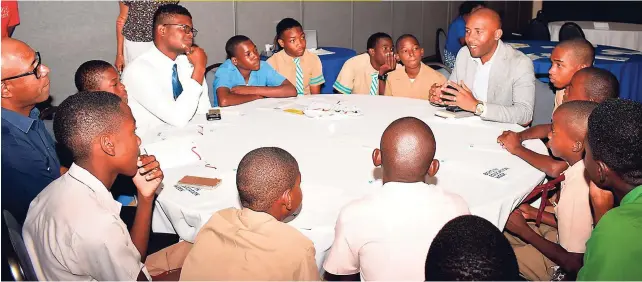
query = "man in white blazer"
xmin=433 ymin=8 xmax=535 ymax=125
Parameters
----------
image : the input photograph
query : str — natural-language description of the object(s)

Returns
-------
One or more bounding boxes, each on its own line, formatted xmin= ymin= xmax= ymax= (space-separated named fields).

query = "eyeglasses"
xmin=1 ymin=52 xmax=42 ymax=82
xmin=163 ymin=24 xmax=198 ymax=37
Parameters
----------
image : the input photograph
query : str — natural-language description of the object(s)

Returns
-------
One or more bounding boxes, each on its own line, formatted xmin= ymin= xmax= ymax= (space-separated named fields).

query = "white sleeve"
xmin=123 ymin=62 xmax=204 ymax=128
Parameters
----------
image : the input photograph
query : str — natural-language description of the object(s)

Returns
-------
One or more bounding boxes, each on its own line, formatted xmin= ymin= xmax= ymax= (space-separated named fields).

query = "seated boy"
xmin=497 ymin=40 xmax=595 ymax=178
xmin=74 ymin=60 xmax=128 ymax=102
xmin=213 ymin=35 xmax=297 ymax=107
xmin=505 ymin=101 xmax=599 ymax=281
xmin=323 ymin=117 xmax=469 ymax=280
xmin=267 ymin=18 xmax=324 ymax=95
xmin=384 ymin=34 xmax=447 ymax=100
xmin=180 ymin=147 xmax=319 ymax=281
xmin=425 ymin=215 xmax=520 ymax=281
xmin=497 ymin=67 xmax=618 ymax=178
xmin=578 ymin=99 xmax=642 ymax=281
xmin=333 ymin=32 xmax=397 ymax=95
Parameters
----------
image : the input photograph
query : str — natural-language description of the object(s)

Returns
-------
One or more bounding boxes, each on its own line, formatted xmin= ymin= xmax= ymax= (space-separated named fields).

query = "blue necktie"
xmin=172 ymin=64 xmax=183 ymax=100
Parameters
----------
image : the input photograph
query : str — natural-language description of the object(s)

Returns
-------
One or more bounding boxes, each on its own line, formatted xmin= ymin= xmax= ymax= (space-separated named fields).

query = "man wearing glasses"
xmin=1 ymin=38 xmax=60 ymax=224
xmin=122 ymin=3 xmax=210 ymax=138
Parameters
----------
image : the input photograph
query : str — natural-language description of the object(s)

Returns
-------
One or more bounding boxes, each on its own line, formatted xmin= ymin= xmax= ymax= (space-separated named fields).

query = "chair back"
xmin=205 ymin=63 xmax=222 ymax=107
xmin=436 ymin=28 xmax=447 ymax=65
xmin=520 ymin=175 xmax=565 ymax=226
xmin=3 ymin=210 xmax=38 ymax=281
xmin=525 ymin=18 xmax=551 ymax=41
xmin=559 ymin=22 xmax=585 ymax=42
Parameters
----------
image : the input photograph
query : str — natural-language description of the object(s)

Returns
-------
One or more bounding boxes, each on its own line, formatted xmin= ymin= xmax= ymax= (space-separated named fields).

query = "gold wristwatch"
xmin=474 ymin=101 xmax=486 ymax=116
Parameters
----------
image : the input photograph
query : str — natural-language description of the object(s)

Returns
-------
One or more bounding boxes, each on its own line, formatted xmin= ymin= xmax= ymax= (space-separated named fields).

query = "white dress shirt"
xmin=323 ymin=181 xmax=470 ymax=281
xmin=122 ymin=45 xmax=210 ymax=137
xmin=23 ymin=163 xmax=150 ymax=281
xmin=471 ymin=42 xmax=502 ymax=104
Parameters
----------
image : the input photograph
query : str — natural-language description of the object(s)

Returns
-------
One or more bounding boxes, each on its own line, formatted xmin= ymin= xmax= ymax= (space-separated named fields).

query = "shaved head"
xmin=556 ymin=38 xmax=594 ymax=66
xmin=380 ymin=117 xmax=437 ymax=181
xmin=554 ymin=100 xmax=598 ymax=140
xmin=1 ymin=38 xmax=51 ymax=109
xmin=468 ymin=8 xmax=502 ymax=29
xmin=465 ymin=8 xmax=503 ymax=62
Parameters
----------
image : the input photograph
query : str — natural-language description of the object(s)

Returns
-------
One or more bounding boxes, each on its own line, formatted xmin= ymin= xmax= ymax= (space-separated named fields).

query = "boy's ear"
xmin=231 ymin=57 xmax=238 ymax=66
xmin=427 ymin=159 xmax=440 ymax=177
xmin=394 ymin=53 xmax=400 ymax=62
xmin=372 ymin=148 xmax=382 ymax=167
xmin=277 ymin=38 xmax=285 ymax=49
xmin=573 ymin=140 xmax=584 ymax=153
xmin=420 ymin=47 xmax=425 ymax=58
xmin=494 ymin=29 xmax=503 ymax=41
xmin=283 ymin=189 xmax=293 ymax=211
xmin=100 ymin=134 xmax=116 ymax=157
xmin=367 ymin=48 xmax=375 ymax=57
xmin=596 ymin=160 xmax=610 ymax=185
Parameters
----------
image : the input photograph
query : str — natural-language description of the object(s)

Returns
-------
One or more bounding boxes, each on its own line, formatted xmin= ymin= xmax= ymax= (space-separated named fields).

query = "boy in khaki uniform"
xmin=267 ymin=18 xmax=324 ymax=95
xmin=334 ymin=32 xmax=398 ymax=95
xmin=384 ymin=34 xmax=446 ymax=100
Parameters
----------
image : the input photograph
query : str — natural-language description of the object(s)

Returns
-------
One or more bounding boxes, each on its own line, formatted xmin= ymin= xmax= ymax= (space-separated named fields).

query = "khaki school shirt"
xmin=384 ymin=63 xmax=447 ymax=100
xmin=267 ymin=50 xmax=324 ymax=94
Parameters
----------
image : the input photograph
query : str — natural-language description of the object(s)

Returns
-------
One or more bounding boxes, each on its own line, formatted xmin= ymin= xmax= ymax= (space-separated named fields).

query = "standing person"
xmin=115 ymin=0 xmax=179 ymax=72
xmin=1 ymin=0 xmax=20 ymax=38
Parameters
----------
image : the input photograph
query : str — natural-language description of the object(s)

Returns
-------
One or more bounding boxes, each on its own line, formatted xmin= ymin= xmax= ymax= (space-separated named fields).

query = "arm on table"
xmin=482 ymin=58 xmax=535 ymax=125
xmin=520 ymin=124 xmax=552 ymax=140
xmin=123 ymin=66 xmax=204 ymax=127
xmin=512 ymin=146 xmax=568 ymax=178
xmin=216 ymin=87 xmax=263 ymax=107
xmin=231 ymin=79 xmax=297 ymax=98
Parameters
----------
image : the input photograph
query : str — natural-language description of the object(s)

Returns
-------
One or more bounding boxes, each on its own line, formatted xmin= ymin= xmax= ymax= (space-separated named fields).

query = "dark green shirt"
xmin=578 ymin=185 xmax=642 ymax=281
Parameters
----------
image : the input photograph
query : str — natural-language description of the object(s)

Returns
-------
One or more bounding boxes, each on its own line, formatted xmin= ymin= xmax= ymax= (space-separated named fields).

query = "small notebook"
xmin=435 ymin=109 xmax=474 ymax=119
xmin=175 ymin=176 xmax=221 ymax=190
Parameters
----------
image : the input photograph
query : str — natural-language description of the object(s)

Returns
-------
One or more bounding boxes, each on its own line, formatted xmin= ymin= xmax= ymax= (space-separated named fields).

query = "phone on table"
xmin=446 ymin=105 xmax=465 ymax=112
xmin=206 ymin=108 xmax=221 ymax=121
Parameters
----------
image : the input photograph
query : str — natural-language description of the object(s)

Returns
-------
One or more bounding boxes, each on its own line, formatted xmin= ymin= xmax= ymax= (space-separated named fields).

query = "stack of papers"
xmin=309 ymin=48 xmax=335 ymax=56
xmin=303 ymin=101 xmax=363 ymax=119
xmin=602 ymin=49 xmax=642 ymax=56
xmin=141 ymin=137 xmax=203 ymax=170
xmin=507 ymin=42 xmax=530 ymax=49
xmin=595 ymin=55 xmax=630 ymax=62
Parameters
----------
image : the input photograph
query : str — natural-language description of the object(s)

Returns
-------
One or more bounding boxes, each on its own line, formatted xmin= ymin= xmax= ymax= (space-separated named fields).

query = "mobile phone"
xmin=446 ymin=105 xmax=465 ymax=112
xmin=206 ymin=108 xmax=221 ymax=121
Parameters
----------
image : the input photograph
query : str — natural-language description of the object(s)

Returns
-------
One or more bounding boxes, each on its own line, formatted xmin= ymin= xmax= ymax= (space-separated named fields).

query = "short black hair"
xmin=395 ymin=34 xmax=420 ymax=51
xmin=425 ymin=215 xmax=520 ymax=281
xmin=276 ymin=18 xmax=302 ymax=40
xmin=152 ymin=4 xmax=192 ymax=37
xmin=367 ymin=32 xmax=393 ymax=50
xmin=557 ymin=38 xmax=595 ymax=66
xmin=575 ymin=67 xmax=619 ymax=102
xmin=54 ymin=91 xmax=125 ymax=161
xmin=554 ymin=100 xmax=598 ymax=140
xmin=74 ymin=60 xmax=115 ymax=92
xmin=459 ymin=1 xmax=486 ymax=16
xmin=225 ymin=35 xmax=251 ymax=59
xmin=588 ymin=99 xmax=642 ymax=186
xmin=236 ymin=147 xmax=300 ymax=211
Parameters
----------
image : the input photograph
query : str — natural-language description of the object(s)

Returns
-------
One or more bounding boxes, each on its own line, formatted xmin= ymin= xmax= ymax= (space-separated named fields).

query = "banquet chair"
xmin=525 ymin=17 xmax=551 ymax=41
xmin=205 ymin=63 xmax=222 ymax=107
xmin=422 ymin=57 xmax=452 ymax=76
xmin=519 ymin=175 xmax=565 ymax=226
xmin=3 ymin=210 xmax=38 ymax=281
xmin=436 ymin=28 xmax=448 ymax=65
xmin=559 ymin=22 xmax=586 ymax=42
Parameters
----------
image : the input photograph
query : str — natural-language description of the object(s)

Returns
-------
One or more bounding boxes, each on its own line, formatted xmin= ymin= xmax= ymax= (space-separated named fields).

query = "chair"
xmin=205 ymin=63 xmax=222 ymax=107
xmin=519 ymin=175 xmax=566 ymax=226
xmin=525 ymin=18 xmax=551 ymax=41
xmin=559 ymin=22 xmax=585 ymax=42
xmin=3 ymin=210 xmax=38 ymax=281
xmin=436 ymin=28 xmax=447 ymax=66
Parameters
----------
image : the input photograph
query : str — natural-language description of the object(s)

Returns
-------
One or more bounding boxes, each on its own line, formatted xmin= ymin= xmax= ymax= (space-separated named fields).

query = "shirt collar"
xmin=149 ymin=45 xmax=180 ymax=67
xmin=382 ymin=181 xmax=432 ymax=190
xmin=67 ymin=163 xmax=122 ymax=214
xmin=621 ymin=185 xmax=642 ymax=206
xmin=239 ymin=208 xmax=277 ymax=228
xmin=1 ymin=107 xmax=40 ymax=133
xmin=472 ymin=40 xmax=502 ymax=66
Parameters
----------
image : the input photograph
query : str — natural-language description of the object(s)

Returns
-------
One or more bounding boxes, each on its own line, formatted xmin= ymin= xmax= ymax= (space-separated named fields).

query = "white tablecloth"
xmin=147 ymin=95 xmax=547 ymax=270
xmin=549 ymin=21 xmax=642 ymax=51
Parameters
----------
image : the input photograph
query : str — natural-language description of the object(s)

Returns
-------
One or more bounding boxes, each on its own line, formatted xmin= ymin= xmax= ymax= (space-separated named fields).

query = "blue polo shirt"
xmin=446 ymin=16 xmax=466 ymax=56
xmin=211 ymin=59 xmax=286 ymax=107
xmin=1 ymin=107 xmax=60 ymax=223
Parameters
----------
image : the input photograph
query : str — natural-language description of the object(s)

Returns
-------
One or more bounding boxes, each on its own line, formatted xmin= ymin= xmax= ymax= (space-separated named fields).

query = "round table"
xmin=548 ymin=21 xmax=642 ymax=52
xmin=262 ymin=47 xmax=357 ymax=94
xmin=146 ymin=95 xmax=547 ymax=270
xmin=506 ymin=40 xmax=642 ymax=103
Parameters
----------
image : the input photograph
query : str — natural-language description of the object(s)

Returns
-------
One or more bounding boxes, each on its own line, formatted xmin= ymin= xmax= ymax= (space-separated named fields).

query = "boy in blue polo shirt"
xmin=213 ymin=35 xmax=297 ymax=107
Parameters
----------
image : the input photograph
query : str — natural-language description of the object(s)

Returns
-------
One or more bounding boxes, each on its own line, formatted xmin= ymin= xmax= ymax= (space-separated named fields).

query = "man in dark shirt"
xmin=1 ymin=37 xmax=60 ymax=223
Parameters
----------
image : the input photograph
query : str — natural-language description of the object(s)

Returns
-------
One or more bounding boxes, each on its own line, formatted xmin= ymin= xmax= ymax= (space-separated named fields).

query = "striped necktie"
xmin=293 ymin=57 xmax=304 ymax=95
xmin=369 ymin=72 xmax=379 ymax=95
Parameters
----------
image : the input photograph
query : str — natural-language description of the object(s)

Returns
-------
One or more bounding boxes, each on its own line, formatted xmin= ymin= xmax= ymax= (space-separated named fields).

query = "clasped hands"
xmin=429 ymin=80 xmax=479 ymax=112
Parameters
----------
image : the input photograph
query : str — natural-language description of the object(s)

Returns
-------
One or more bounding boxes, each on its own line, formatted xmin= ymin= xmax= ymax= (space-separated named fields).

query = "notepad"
xmin=141 ymin=137 xmax=202 ymax=170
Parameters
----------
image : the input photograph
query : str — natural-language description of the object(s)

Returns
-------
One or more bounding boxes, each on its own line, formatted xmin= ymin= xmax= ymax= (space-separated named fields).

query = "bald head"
xmin=556 ymin=38 xmax=594 ymax=66
xmin=1 ymin=38 xmax=31 ymax=78
xmin=468 ymin=8 xmax=502 ymax=29
xmin=1 ymin=38 xmax=50 ymax=109
xmin=380 ymin=117 xmax=437 ymax=181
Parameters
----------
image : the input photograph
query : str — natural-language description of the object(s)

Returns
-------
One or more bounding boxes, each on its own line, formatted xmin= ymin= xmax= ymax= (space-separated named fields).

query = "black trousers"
xmin=119 ymin=206 xmax=180 ymax=256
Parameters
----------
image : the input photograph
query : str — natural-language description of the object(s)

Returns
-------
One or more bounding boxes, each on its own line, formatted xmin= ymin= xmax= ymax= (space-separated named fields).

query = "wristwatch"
xmin=474 ymin=101 xmax=486 ymax=116
xmin=378 ymin=73 xmax=388 ymax=81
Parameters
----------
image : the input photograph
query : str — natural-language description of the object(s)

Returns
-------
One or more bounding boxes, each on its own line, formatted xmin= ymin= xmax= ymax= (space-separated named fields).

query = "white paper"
xmin=602 ymin=49 xmax=642 ymax=55
xmin=309 ymin=48 xmax=335 ymax=56
xmin=526 ymin=53 xmax=541 ymax=61
xmin=595 ymin=55 xmax=630 ymax=62
xmin=541 ymin=46 xmax=555 ymax=49
xmin=141 ymin=137 xmax=203 ymax=170
xmin=593 ymin=22 xmax=610 ymax=30
xmin=540 ymin=53 xmax=551 ymax=58
xmin=506 ymin=43 xmax=530 ymax=49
